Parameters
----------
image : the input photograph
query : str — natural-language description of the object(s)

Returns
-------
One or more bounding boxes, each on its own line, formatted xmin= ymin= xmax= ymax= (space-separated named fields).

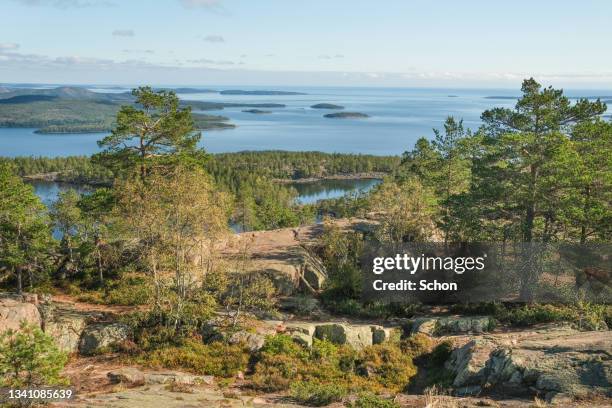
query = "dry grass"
xmin=165 ymin=381 xmax=195 ymax=393
xmin=529 ymin=397 xmax=549 ymax=408
xmin=423 ymin=385 xmax=460 ymax=408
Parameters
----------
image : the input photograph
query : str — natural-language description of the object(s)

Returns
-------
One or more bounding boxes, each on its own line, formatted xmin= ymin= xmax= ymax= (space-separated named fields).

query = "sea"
xmin=1 ymin=85 xmax=610 ymax=205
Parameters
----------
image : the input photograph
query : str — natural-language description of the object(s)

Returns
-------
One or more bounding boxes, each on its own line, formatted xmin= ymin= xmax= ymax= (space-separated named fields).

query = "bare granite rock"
xmin=0 ymin=297 xmax=41 ymax=333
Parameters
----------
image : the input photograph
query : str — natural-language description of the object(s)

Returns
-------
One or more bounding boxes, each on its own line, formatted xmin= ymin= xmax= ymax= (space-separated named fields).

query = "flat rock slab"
xmin=51 ymin=384 xmax=299 ymax=408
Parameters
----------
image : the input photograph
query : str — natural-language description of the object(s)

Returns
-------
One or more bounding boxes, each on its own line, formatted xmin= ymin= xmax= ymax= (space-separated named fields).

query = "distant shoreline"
xmin=274 ymin=172 xmax=386 ymax=184
xmin=23 ymin=171 xmax=387 ymax=187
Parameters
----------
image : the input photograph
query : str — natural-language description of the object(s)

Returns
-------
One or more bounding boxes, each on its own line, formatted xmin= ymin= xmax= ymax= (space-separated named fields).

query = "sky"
xmin=1 ymin=0 xmax=612 ymax=88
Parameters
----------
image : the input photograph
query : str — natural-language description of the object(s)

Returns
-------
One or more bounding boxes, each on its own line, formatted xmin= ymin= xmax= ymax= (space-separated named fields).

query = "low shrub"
xmin=0 ymin=322 xmax=68 ymax=389
xmin=450 ymin=302 xmax=611 ymax=330
xmin=400 ymin=333 xmax=435 ymax=357
xmin=429 ymin=340 xmax=453 ymax=366
xmin=134 ymin=339 xmax=249 ymax=378
xmin=104 ymin=274 xmax=152 ymax=306
xmin=252 ymin=335 xmax=417 ymax=395
xmin=323 ymin=299 xmax=421 ymax=319
xmin=251 ymin=353 xmax=302 ymax=391
xmin=349 ymin=392 xmax=400 ymax=408
xmin=357 ymin=344 xmax=417 ymax=393
xmin=290 ymin=381 xmax=347 ymax=406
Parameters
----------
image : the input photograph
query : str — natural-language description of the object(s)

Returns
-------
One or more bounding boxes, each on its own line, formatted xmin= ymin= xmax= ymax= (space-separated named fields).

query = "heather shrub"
xmin=349 ymin=392 xmax=400 ymax=408
xmin=136 ymin=339 xmax=249 ymax=377
xmin=357 ymin=344 xmax=417 ymax=392
xmin=290 ymin=381 xmax=347 ymax=406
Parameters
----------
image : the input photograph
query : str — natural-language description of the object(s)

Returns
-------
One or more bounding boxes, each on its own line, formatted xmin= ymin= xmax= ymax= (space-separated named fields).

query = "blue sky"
xmin=1 ymin=0 xmax=612 ymax=88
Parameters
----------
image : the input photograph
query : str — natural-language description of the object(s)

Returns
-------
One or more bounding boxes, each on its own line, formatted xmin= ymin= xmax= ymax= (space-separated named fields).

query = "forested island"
xmin=1 ymin=79 xmax=611 ymax=408
xmin=241 ymin=109 xmax=272 ymax=114
xmin=0 ymin=86 xmax=237 ymax=133
xmin=311 ymin=103 xmax=345 ymax=109
xmin=220 ymin=90 xmax=306 ymax=95
xmin=324 ymin=112 xmax=370 ymax=119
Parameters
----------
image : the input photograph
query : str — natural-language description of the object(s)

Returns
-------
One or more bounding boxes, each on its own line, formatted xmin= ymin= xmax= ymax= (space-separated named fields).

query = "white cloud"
xmin=188 ymin=58 xmax=235 ymax=65
xmin=122 ymin=49 xmax=154 ymax=54
xmin=11 ymin=0 xmax=114 ymax=8
xmin=179 ymin=0 xmax=222 ymax=10
xmin=0 ymin=43 xmax=20 ymax=52
xmin=319 ymin=54 xmax=344 ymax=60
xmin=112 ymin=29 xmax=135 ymax=37
xmin=202 ymin=35 xmax=225 ymax=43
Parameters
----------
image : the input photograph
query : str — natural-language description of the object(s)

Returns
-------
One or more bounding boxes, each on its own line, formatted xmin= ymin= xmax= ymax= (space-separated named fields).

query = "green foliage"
xmin=259 ymin=334 xmax=309 ymax=359
xmin=233 ymin=177 xmax=308 ymax=230
xmin=349 ymin=392 xmax=400 ymax=408
xmin=357 ymin=344 xmax=417 ymax=392
xmin=104 ymin=274 xmax=152 ymax=305
xmin=0 ymin=99 xmax=119 ymax=129
xmin=429 ymin=341 xmax=454 ymax=367
xmin=207 ymin=151 xmax=399 ymax=185
xmin=450 ymin=302 xmax=611 ymax=330
xmin=0 ymin=162 xmax=54 ymax=292
xmin=290 ymin=381 xmax=347 ymax=406
xmin=252 ymin=335 xmax=418 ymax=395
xmin=0 ymin=322 xmax=68 ymax=388
xmin=134 ymin=339 xmax=249 ymax=378
xmin=369 ymin=177 xmax=438 ymax=243
xmin=1 ymin=156 xmax=113 ymax=185
xmin=400 ymin=333 xmax=435 ymax=357
xmin=94 ymin=86 xmax=203 ymax=178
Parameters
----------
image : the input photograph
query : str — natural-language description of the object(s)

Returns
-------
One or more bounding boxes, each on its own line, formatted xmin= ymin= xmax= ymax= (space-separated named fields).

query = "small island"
xmin=311 ymin=103 xmax=345 ymax=109
xmin=242 ymin=109 xmax=272 ymax=114
xmin=220 ymin=90 xmax=306 ymax=95
xmin=324 ymin=112 xmax=369 ymax=119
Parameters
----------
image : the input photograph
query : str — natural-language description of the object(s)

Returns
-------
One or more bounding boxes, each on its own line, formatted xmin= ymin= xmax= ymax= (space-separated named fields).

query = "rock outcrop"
xmin=44 ymin=309 xmax=88 ymax=353
xmin=445 ymin=327 xmax=612 ymax=402
xmin=283 ymin=321 xmax=400 ymax=349
xmin=79 ymin=322 xmax=130 ymax=355
xmin=0 ymin=296 xmax=42 ymax=333
xmin=228 ymin=330 xmax=266 ymax=352
xmin=410 ymin=316 xmax=494 ymax=336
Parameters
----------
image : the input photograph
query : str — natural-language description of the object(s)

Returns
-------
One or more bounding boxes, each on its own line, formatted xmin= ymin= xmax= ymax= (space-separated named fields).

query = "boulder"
xmin=44 ymin=310 xmax=87 ymax=353
xmin=107 ymin=368 xmax=145 ymax=386
xmin=291 ymin=332 xmax=313 ymax=347
xmin=300 ymin=250 xmax=328 ymax=291
xmin=228 ymin=330 xmax=266 ymax=352
xmin=409 ymin=318 xmax=438 ymax=336
xmin=0 ymin=297 xmax=42 ymax=333
xmin=314 ymin=323 xmax=373 ymax=349
xmin=285 ymin=322 xmax=316 ymax=337
xmin=79 ymin=322 xmax=130 ymax=355
xmin=372 ymin=326 xmax=401 ymax=345
xmin=446 ymin=338 xmax=497 ymax=390
xmin=436 ymin=316 xmax=494 ymax=334
xmin=410 ymin=316 xmax=494 ymax=336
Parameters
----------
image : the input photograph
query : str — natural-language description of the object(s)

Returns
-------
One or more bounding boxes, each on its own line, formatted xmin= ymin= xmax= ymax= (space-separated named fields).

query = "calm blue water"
xmin=31 ymin=178 xmax=381 ymax=209
xmin=1 ymin=86 xmax=609 ymax=157
xmin=0 ymin=87 xmax=523 ymax=157
xmin=290 ymin=178 xmax=381 ymax=205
